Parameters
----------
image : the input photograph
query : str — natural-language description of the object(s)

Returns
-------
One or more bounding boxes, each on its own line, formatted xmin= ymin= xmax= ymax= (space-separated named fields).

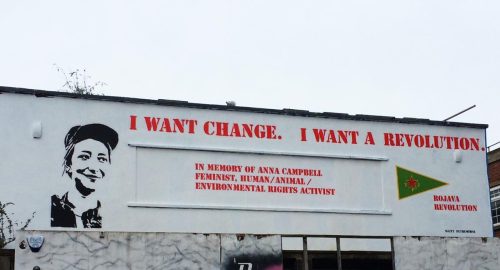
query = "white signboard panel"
xmin=0 ymin=90 xmax=492 ymax=237
xmin=135 ymin=148 xmax=385 ymax=213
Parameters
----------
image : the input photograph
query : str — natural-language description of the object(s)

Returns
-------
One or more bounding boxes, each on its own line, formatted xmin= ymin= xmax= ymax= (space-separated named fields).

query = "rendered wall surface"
xmin=15 ymin=232 xmax=500 ymax=270
xmin=394 ymin=237 xmax=500 ymax=270
xmin=15 ymin=231 xmax=283 ymax=270
xmin=15 ymin=231 xmax=221 ymax=270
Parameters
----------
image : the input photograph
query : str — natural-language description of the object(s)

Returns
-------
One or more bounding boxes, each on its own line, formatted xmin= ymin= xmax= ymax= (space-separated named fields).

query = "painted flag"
xmin=397 ymin=166 xmax=447 ymax=199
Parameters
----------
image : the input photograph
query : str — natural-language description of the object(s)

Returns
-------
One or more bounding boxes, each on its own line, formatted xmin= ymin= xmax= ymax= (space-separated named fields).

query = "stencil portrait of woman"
xmin=51 ymin=123 xmax=119 ymax=228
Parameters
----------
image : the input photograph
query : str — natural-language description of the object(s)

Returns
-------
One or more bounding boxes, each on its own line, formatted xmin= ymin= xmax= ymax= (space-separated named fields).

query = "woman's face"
xmin=69 ymin=139 xmax=110 ymax=197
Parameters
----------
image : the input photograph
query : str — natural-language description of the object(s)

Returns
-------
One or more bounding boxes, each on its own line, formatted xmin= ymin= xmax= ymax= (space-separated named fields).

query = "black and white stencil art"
xmin=51 ymin=124 xmax=119 ymax=228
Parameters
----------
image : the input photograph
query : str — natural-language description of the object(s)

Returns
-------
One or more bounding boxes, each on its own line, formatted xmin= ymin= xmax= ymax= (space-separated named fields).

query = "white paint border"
xmin=128 ymin=142 xmax=389 ymax=161
xmin=127 ymin=202 xmax=392 ymax=215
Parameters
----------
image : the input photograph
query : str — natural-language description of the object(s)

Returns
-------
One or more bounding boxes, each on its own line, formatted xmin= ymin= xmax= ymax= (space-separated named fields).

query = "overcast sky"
xmin=1 ymin=1 xmax=499 ymax=148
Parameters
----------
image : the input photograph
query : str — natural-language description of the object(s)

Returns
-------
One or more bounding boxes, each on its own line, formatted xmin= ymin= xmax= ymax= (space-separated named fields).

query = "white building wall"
xmin=0 ymin=92 xmax=492 ymax=238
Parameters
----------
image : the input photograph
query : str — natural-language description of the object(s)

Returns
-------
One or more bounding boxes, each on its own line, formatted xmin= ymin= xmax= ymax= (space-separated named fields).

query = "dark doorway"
xmin=284 ymin=251 xmax=391 ymax=270
xmin=339 ymin=251 xmax=392 ymax=270
xmin=282 ymin=237 xmax=393 ymax=270
xmin=0 ymin=249 xmax=14 ymax=270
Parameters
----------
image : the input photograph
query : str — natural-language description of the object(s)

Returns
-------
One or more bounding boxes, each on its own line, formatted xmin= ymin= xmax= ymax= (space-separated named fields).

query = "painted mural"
xmin=0 ymin=90 xmax=492 ymax=238
xmin=50 ymin=124 xmax=119 ymax=228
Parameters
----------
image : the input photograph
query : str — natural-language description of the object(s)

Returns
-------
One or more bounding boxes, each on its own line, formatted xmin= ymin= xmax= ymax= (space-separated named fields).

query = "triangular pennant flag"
xmin=397 ymin=166 xmax=448 ymax=199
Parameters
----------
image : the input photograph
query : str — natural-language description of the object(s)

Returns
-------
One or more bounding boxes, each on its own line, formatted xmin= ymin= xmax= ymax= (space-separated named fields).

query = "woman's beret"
xmin=64 ymin=124 xmax=119 ymax=151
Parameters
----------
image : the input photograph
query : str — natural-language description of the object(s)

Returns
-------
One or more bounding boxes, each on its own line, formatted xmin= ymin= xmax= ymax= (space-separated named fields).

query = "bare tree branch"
xmin=0 ymin=201 xmax=35 ymax=248
xmin=54 ymin=64 xmax=106 ymax=95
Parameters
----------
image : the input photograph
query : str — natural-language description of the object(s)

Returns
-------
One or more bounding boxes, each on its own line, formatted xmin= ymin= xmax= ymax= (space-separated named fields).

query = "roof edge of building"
xmin=0 ymin=85 xmax=488 ymax=129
